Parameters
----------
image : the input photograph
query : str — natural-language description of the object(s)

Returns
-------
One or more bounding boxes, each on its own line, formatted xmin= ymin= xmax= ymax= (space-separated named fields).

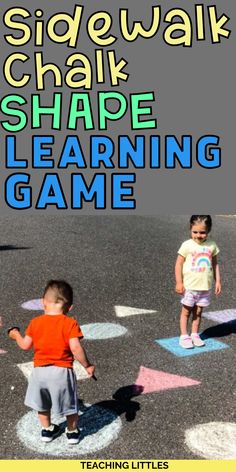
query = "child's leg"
xmin=180 ymin=305 xmax=192 ymax=335
xmin=191 ymin=305 xmax=203 ymax=334
xmin=179 ymin=305 xmax=194 ymax=348
xmin=190 ymin=305 xmax=205 ymax=347
xmin=66 ymin=413 xmax=79 ymax=431
xmin=39 ymin=410 xmax=60 ymax=442
xmin=38 ymin=411 xmax=51 ymax=428
xmin=65 ymin=413 xmax=80 ymax=444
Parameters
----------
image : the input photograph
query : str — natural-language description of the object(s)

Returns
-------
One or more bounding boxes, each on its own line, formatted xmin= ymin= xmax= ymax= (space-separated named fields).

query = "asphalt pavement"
xmin=0 ymin=215 xmax=235 ymax=459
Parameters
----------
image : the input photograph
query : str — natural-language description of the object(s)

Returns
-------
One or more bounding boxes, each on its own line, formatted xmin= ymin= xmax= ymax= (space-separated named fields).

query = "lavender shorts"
xmin=181 ymin=290 xmax=211 ymax=307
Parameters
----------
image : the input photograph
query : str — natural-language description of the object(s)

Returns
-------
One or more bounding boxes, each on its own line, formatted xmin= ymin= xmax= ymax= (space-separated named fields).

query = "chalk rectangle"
xmin=155 ymin=336 xmax=229 ymax=357
xmin=203 ymin=308 xmax=236 ymax=323
xmin=17 ymin=361 xmax=89 ymax=380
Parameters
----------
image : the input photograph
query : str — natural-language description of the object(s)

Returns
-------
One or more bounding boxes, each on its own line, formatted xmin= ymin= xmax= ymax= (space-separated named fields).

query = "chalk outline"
xmin=185 ymin=422 xmax=236 ymax=459
xmin=17 ymin=403 xmax=122 ymax=457
xmin=155 ymin=336 xmax=230 ymax=357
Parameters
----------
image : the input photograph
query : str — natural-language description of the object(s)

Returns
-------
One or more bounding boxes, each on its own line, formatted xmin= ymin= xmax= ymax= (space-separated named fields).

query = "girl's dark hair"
xmin=43 ymin=280 xmax=73 ymax=310
xmin=190 ymin=215 xmax=212 ymax=232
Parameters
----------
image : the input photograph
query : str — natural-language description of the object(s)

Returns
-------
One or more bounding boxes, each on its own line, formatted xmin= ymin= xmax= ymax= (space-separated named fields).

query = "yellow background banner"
xmin=1 ymin=460 xmax=236 ymax=472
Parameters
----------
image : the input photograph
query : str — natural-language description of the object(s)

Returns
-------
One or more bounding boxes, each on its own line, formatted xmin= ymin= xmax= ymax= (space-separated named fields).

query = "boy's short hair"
xmin=43 ymin=280 xmax=73 ymax=311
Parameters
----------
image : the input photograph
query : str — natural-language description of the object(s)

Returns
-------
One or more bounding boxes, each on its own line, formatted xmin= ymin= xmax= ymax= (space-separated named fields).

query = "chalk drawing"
xmin=17 ymin=403 xmax=122 ymax=457
xmin=17 ymin=361 xmax=90 ymax=381
xmin=115 ymin=305 xmax=157 ymax=317
xmin=155 ymin=336 xmax=229 ymax=357
xmin=81 ymin=323 xmax=127 ymax=339
xmin=134 ymin=366 xmax=201 ymax=394
xmin=21 ymin=299 xmax=43 ymax=311
xmin=185 ymin=422 xmax=236 ymax=459
xmin=203 ymin=308 xmax=236 ymax=323
xmin=21 ymin=299 xmax=75 ymax=312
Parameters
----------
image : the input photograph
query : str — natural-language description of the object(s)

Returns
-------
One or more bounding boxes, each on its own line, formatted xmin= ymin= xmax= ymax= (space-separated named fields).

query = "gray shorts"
xmin=24 ymin=366 xmax=78 ymax=417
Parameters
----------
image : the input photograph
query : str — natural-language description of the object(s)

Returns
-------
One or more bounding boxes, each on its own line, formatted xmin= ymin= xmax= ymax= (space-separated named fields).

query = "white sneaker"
xmin=179 ymin=335 xmax=194 ymax=349
xmin=191 ymin=333 xmax=205 ymax=347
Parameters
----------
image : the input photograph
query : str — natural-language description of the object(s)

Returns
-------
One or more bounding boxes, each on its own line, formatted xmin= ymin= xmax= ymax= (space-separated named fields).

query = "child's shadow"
xmin=58 ymin=385 xmax=143 ymax=440
xmin=106 ymin=384 xmax=143 ymax=421
xmin=201 ymin=320 xmax=236 ymax=339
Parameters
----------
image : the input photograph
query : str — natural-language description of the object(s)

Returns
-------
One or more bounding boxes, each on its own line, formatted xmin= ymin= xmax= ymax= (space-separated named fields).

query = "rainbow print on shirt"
xmin=191 ymin=247 xmax=212 ymax=273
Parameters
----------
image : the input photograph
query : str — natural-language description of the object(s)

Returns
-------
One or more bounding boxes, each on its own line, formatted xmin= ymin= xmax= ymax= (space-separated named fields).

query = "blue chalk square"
xmin=155 ymin=336 xmax=230 ymax=357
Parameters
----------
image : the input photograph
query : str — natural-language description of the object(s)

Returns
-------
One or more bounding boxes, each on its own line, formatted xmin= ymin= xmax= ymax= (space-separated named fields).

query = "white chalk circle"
xmin=17 ymin=403 xmax=122 ymax=457
xmin=81 ymin=322 xmax=127 ymax=340
xmin=21 ymin=299 xmax=43 ymax=311
xmin=185 ymin=422 xmax=236 ymax=459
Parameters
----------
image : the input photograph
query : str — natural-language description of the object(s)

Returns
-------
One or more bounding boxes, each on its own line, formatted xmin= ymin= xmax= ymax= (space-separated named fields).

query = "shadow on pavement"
xmin=92 ymin=384 xmax=143 ymax=423
xmin=0 ymin=245 xmax=31 ymax=251
xmin=58 ymin=386 xmax=143 ymax=440
xmin=202 ymin=320 xmax=236 ymax=339
xmin=112 ymin=384 xmax=144 ymax=421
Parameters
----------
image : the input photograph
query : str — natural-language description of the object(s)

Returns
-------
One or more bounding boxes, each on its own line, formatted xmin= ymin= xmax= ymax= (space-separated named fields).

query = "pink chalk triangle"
xmin=134 ymin=366 xmax=201 ymax=394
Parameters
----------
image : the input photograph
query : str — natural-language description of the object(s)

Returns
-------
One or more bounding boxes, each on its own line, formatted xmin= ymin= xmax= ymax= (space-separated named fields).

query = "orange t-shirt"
xmin=25 ymin=314 xmax=83 ymax=368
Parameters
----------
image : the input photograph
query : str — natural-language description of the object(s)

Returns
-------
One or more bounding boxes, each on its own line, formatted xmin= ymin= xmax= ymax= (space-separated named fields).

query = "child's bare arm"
xmin=175 ymin=254 xmax=185 ymax=294
xmin=69 ymin=337 xmax=95 ymax=376
xmin=212 ymin=255 xmax=221 ymax=295
xmin=8 ymin=328 xmax=33 ymax=350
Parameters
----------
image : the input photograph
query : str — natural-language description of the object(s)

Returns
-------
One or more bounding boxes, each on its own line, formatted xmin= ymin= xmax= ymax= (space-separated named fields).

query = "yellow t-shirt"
xmin=178 ymin=239 xmax=220 ymax=291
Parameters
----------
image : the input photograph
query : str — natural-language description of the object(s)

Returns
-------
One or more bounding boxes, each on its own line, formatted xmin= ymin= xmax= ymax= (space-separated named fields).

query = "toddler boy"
xmin=9 ymin=280 xmax=95 ymax=445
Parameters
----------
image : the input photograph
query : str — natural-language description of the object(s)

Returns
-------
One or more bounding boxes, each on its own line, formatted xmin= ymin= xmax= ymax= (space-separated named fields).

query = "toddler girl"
xmin=175 ymin=215 xmax=221 ymax=348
